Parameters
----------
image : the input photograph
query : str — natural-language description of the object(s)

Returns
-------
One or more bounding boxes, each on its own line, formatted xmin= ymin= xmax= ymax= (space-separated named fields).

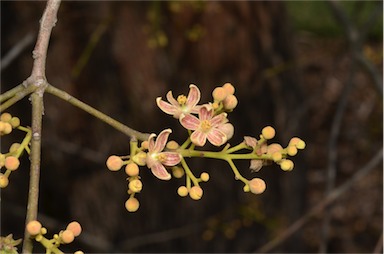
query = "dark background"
xmin=1 ymin=1 xmax=382 ymax=253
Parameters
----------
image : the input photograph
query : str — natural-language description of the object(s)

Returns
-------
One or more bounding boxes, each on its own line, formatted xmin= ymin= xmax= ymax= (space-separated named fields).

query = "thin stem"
xmin=180 ymin=158 xmax=199 ymax=186
xmin=0 ymin=83 xmax=37 ymax=112
xmin=226 ymin=158 xmax=248 ymax=184
xmin=45 ymin=84 xmax=150 ymax=141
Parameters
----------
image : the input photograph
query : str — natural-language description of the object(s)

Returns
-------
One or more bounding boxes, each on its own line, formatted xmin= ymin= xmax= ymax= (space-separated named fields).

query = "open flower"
xmin=180 ymin=106 xmax=229 ymax=146
xmin=156 ymin=84 xmax=201 ymax=119
xmin=146 ymin=129 xmax=181 ymax=180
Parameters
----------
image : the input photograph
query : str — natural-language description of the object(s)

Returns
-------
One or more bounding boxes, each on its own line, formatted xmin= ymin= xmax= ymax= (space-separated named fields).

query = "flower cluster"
xmin=106 ymin=83 xmax=305 ymax=212
xmin=26 ymin=220 xmax=83 ymax=254
xmin=0 ymin=112 xmax=31 ymax=188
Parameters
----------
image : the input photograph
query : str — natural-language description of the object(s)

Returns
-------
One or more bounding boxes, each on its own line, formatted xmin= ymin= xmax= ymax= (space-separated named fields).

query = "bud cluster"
xmin=106 ymin=83 xmax=306 ymax=212
xmin=26 ymin=220 xmax=83 ymax=254
xmin=0 ymin=113 xmax=32 ymax=188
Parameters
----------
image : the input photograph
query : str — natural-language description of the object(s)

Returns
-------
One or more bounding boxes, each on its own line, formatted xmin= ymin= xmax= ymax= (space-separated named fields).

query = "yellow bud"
xmin=10 ymin=117 xmax=20 ymax=128
xmin=289 ymin=137 xmax=306 ymax=149
xmin=26 ymin=220 xmax=42 ymax=236
xmin=141 ymin=141 xmax=149 ymax=150
xmin=0 ymin=174 xmax=9 ymax=188
xmin=222 ymin=83 xmax=235 ymax=95
xmin=9 ymin=143 xmax=21 ymax=153
xmin=286 ymin=146 xmax=298 ymax=156
xmin=106 ymin=155 xmax=123 ymax=171
xmin=200 ymin=172 xmax=210 ymax=182
xmin=66 ymin=221 xmax=82 ymax=237
xmin=266 ymin=143 xmax=283 ymax=155
xmin=189 ymin=186 xmax=203 ymax=200
xmin=262 ymin=126 xmax=275 ymax=140
xmin=132 ymin=152 xmax=147 ymax=166
xmin=243 ymin=185 xmax=250 ymax=192
xmin=248 ymin=178 xmax=266 ymax=194
xmin=280 ymin=159 xmax=294 ymax=171
xmin=272 ymin=152 xmax=282 ymax=162
xmin=177 ymin=186 xmax=189 ymax=197
xmin=2 ymin=123 xmax=12 ymax=135
xmin=212 ymin=87 xmax=227 ymax=101
xmin=125 ymin=197 xmax=140 ymax=212
xmin=0 ymin=122 xmax=5 ymax=132
xmin=0 ymin=154 xmax=5 ymax=167
xmin=5 ymin=156 xmax=20 ymax=171
xmin=172 ymin=166 xmax=184 ymax=178
xmin=166 ymin=140 xmax=179 ymax=150
xmin=74 ymin=251 xmax=85 ymax=254
xmin=223 ymin=94 xmax=238 ymax=110
xmin=129 ymin=179 xmax=143 ymax=193
xmin=61 ymin=229 xmax=74 ymax=244
xmin=125 ymin=163 xmax=139 ymax=176
xmin=0 ymin=113 xmax=12 ymax=122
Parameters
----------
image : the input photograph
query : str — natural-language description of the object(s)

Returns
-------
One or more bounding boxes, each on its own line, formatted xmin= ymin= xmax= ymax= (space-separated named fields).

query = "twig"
xmin=0 ymin=81 xmax=37 ymax=111
xmin=255 ymin=148 xmax=383 ymax=253
xmin=1 ymin=32 xmax=35 ymax=72
xmin=45 ymin=84 xmax=150 ymax=141
xmin=22 ymin=1 xmax=61 ymax=253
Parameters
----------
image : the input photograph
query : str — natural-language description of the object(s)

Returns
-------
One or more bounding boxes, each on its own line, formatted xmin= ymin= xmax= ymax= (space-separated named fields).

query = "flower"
xmin=156 ymin=84 xmax=201 ymax=119
xmin=146 ymin=129 xmax=182 ymax=180
xmin=180 ymin=106 xmax=229 ymax=146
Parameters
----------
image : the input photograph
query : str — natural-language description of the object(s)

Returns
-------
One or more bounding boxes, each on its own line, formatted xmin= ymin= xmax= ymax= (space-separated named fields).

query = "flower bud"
xmin=166 ymin=140 xmax=179 ymax=150
xmin=189 ymin=186 xmax=203 ymax=200
xmin=9 ymin=143 xmax=21 ymax=153
xmin=177 ymin=186 xmax=189 ymax=197
xmin=125 ymin=197 xmax=140 ymax=212
xmin=26 ymin=220 xmax=42 ymax=236
xmin=289 ymin=137 xmax=306 ymax=149
xmin=249 ymin=159 xmax=263 ymax=172
xmin=200 ymin=172 xmax=210 ymax=182
xmin=223 ymin=94 xmax=238 ymax=110
xmin=212 ymin=87 xmax=227 ymax=101
xmin=2 ymin=123 xmax=12 ymax=135
xmin=220 ymin=123 xmax=234 ymax=140
xmin=272 ymin=152 xmax=282 ymax=162
xmin=248 ymin=178 xmax=266 ymax=194
xmin=125 ymin=163 xmax=139 ymax=176
xmin=0 ymin=113 xmax=12 ymax=122
xmin=266 ymin=143 xmax=283 ymax=155
xmin=280 ymin=159 xmax=294 ymax=171
xmin=132 ymin=152 xmax=147 ymax=166
xmin=222 ymin=83 xmax=235 ymax=95
xmin=61 ymin=229 xmax=74 ymax=244
xmin=66 ymin=221 xmax=82 ymax=237
xmin=10 ymin=117 xmax=20 ymax=128
xmin=0 ymin=174 xmax=9 ymax=188
xmin=262 ymin=126 xmax=275 ymax=140
xmin=129 ymin=179 xmax=143 ymax=193
xmin=5 ymin=156 xmax=20 ymax=171
xmin=172 ymin=166 xmax=184 ymax=178
xmin=106 ymin=155 xmax=123 ymax=171
xmin=141 ymin=141 xmax=149 ymax=150
xmin=286 ymin=146 xmax=298 ymax=156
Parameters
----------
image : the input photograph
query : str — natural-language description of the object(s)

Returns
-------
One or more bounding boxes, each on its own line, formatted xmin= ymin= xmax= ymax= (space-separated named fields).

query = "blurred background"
xmin=1 ymin=1 xmax=382 ymax=253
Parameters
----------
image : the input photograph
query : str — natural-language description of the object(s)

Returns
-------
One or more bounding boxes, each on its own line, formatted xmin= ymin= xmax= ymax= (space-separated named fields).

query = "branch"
xmin=22 ymin=1 xmax=61 ymax=253
xmin=255 ymin=148 xmax=383 ymax=253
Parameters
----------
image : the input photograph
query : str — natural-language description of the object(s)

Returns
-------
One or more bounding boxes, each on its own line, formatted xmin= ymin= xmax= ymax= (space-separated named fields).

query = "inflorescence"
xmin=106 ymin=83 xmax=306 ymax=212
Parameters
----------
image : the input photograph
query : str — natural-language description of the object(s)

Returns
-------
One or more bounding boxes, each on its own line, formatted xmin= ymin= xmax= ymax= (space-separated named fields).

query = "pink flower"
xmin=156 ymin=84 xmax=201 ymax=119
xmin=146 ymin=129 xmax=181 ymax=180
xmin=180 ymin=106 xmax=229 ymax=147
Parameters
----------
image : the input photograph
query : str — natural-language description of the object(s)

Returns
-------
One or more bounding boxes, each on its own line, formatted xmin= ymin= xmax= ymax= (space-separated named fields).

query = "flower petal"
xmin=166 ymin=90 xmax=179 ymax=106
xmin=250 ymin=159 xmax=263 ymax=172
xmin=156 ymin=97 xmax=179 ymax=116
xmin=150 ymin=162 xmax=171 ymax=180
xmin=153 ymin=129 xmax=172 ymax=152
xmin=198 ymin=106 xmax=212 ymax=121
xmin=180 ymin=114 xmax=200 ymax=130
xmin=190 ymin=130 xmax=207 ymax=146
xmin=207 ymin=129 xmax=227 ymax=146
xmin=244 ymin=136 xmax=257 ymax=148
xmin=148 ymin=133 xmax=157 ymax=151
xmin=210 ymin=112 xmax=228 ymax=127
xmin=186 ymin=84 xmax=201 ymax=108
xmin=160 ymin=152 xmax=181 ymax=166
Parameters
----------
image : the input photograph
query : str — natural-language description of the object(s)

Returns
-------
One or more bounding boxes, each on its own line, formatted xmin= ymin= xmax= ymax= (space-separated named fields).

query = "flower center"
xmin=177 ymin=95 xmax=187 ymax=106
xmin=200 ymin=120 xmax=212 ymax=132
xmin=157 ymin=153 xmax=167 ymax=163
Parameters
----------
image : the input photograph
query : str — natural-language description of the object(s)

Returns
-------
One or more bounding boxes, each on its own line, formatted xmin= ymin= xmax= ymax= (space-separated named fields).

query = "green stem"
xmin=38 ymin=236 xmax=64 ymax=254
xmin=180 ymin=158 xmax=199 ymax=186
xmin=226 ymin=158 xmax=249 ymax=184
xmin=15 ymin=126 xmax=32 ymax=158
xmin=45 ymin=84 xmax=150 ymax=141
xmin=0 ymin=83 xmax=37 ymax=112
xmin=178 ymin=148 xmax=271 ymax=161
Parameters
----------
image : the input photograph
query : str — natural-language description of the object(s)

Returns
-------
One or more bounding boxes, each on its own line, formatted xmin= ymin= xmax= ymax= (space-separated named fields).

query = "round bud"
xmin=5 ymin=156 xmax=20 ymax=171
xmin=66 ymin=221 xmax=82 ymax=237
xmin=125 ymin=197 xmax=140 ymax=212
xmin=35 ymin=235 xmax=43 ymax=242
xmin=223 ymin=94 xmax=238 ymax=110
xmin=0 ymin=174 xmax=9 ymax=188
xmin=0 ymin=122 xmax=5 ymax=132
xmin=61 ymin=229 xmax=75 ymax=244
xmin=106 ymin=155 xmax=123 ymax=171
xmin=26 ymin=220 xmax=42 ymax=236
xmin=2 ymin=123 xmax=12 ymax=134
xmin=141 ymin=141 xmax=149 ymax=150
xmin=10 ymin=117 xmax=20 ymax=128
xmin=262 ymin=126 xmax=275 ymax=140
xmin=222 ymin=83 xmax=235 ymax=95
xmin=177 ymin=186 xmax=189 ymax=197
xmin=189 ymin=186 xmax=203 ymax=200
xmin=200 ymin=172 xmax=210 ymax=182
xmin=132 ymin=152 xmax=147 ymax=166
xmin=212 ymin=102 xmax=219 ymax=109
xmin=128 ymin=179 xmax=143 ymax=193
xmin=286 ymin=146 xmax=298 ymax=156
xmin=212 ymin=87 xmax=227 ymax=101
xmin=220 ymin=123 xmax=234 ymax=140
xmin=74 ymin=251 xmax=85 ymax=254
xmin=271 ymin=152 xmax=282 ymax=162
xmin=9 ymin=143 xmax=21 ymax=153
xmin=266 ymin=143 xmax=283 ymax=155
xmin=166 ymin=140 xmax=179 ymax=150
xmin=280 ymin=159 xmax=294 ymax=171
xmin=125 ymin=163 xmax=139 ymax=176
xmin=172 ymin=166 xmax=184 ymax=178
xmin=248 ymin=178 xmax=266 ymax=194
xmin=0 ymin=113 xmax=12 ymax=122
xmin=289 ymin=137 xmax=306 ymax=149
